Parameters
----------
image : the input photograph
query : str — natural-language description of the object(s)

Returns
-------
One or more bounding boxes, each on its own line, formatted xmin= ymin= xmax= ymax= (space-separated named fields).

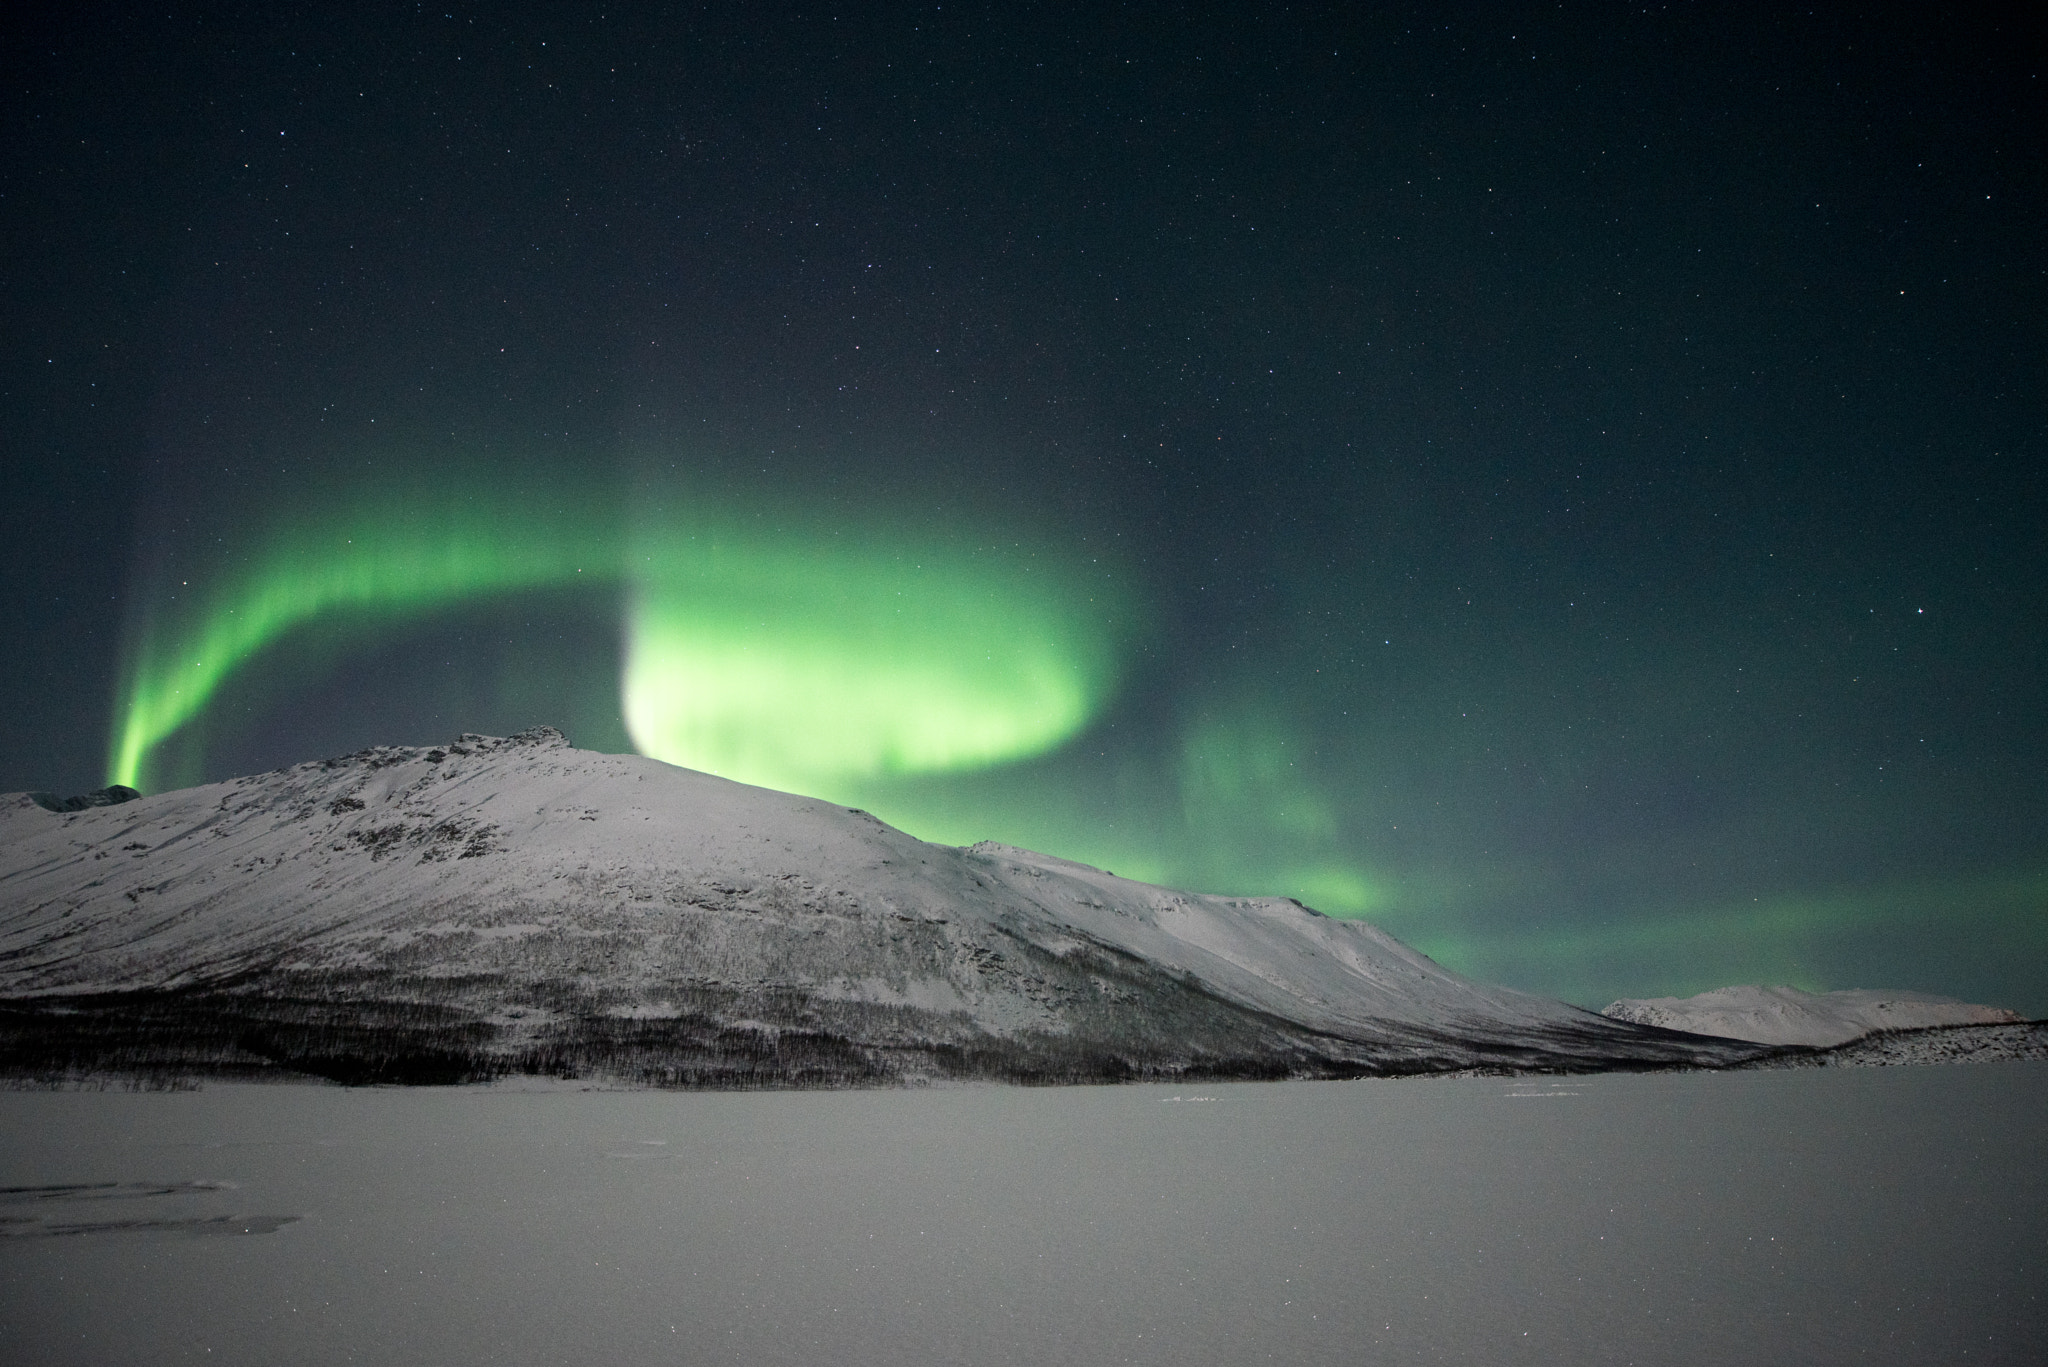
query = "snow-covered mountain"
xmin=1602 ymin=985 xmax=2022 ymax=1048
xmin=1 ymin=728 xmax=1773 ymax=1085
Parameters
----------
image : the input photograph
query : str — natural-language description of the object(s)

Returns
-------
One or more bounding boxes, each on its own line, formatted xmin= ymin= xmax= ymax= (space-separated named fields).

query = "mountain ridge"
xmin=2 ymin=729 xmax=1778 ymax=1085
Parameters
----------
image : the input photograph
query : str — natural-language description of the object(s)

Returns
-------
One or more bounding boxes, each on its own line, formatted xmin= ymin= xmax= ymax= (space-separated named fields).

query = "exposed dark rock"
xmin=27 ymin=785 xmax=142 ymax=813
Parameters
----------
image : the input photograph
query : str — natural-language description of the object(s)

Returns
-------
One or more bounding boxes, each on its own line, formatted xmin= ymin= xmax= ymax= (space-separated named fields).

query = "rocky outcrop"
xmin=27 ymin=785 xmax=141 ymax=813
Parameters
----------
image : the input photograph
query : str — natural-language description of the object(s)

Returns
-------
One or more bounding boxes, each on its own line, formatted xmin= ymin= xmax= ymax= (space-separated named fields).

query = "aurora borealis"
xmin=5 ymin=4 xmax=2044 ymax=1014
xmin=108 ymin=469 xmax=1130 ymax=803
xmin=619 ymin=502 xmax=1129 ymax=802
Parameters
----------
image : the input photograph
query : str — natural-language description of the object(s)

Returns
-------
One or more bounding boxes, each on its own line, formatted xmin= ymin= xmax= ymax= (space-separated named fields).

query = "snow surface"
xmin=3 ymin=1068 xmax=2045 ymax=1366
xmin=1602 ymin=984 xmax=2022 ymax=1048
xmin=1 ymin=729 xmax=1766 ymax=1079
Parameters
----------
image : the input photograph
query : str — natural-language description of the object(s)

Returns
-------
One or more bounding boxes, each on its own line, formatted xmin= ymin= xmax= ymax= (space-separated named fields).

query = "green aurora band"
xmin=109 ymin=474 xmax=1132 ymax=805
xmin=622 ymin=521 xmax=1111 ymax=799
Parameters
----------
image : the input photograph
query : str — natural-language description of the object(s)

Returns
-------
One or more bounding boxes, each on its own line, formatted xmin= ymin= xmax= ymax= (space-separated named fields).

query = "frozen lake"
xmin=3 ymin=1065 xmax=2043 ymax=1365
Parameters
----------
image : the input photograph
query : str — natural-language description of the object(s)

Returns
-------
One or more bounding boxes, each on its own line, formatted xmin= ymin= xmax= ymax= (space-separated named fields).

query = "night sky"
xmin=5 ymin=3 xmax=2043 ymax=1013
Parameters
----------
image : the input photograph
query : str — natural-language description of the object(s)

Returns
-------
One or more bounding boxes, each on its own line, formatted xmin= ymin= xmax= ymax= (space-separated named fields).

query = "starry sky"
xmin=5 ymin=3 xmax=2044 ymax=1013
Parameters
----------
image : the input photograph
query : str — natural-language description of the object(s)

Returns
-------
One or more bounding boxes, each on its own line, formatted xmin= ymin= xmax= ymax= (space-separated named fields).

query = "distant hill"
xmin=1603 ymin=984 xmax=2022 ymax=1048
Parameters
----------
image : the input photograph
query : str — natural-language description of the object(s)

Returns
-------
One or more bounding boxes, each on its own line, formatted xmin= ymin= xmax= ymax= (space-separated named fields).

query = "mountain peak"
xmin=2 ymin=734 xmax=1774 ymax=1086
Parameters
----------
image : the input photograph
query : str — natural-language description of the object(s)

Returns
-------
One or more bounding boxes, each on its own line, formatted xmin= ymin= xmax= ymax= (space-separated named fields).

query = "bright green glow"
xmin=1283 ymin=864 xmax=1389 ymax=916
xmin=620 ymin=523 xmax=1120 ymax=796
xmin=110 ymin=466 xmax=1130 ymax=795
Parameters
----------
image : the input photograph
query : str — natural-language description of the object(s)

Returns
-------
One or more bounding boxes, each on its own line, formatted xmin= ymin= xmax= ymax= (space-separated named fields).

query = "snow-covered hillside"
xmin=1 ymin=729 xmax=1772 ymax=1084
xmin=1602 ymin=985 xmax=2022 ymax=1048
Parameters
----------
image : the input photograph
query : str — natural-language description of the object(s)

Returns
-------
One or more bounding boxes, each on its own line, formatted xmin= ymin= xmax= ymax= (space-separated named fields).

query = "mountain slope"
xmin=0 ymin=729 xmax=1772 ymax=1084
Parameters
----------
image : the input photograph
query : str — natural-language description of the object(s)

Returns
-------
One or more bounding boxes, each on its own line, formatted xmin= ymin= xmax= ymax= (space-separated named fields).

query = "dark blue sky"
xmin=4 ymin=2 xmax=2043 ymax=1011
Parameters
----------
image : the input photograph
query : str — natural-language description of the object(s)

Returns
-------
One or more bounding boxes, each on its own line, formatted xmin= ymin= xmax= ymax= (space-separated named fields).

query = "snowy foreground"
xmin=2 ymin=729 xmax=1779 ymax=1083
xmin=2 ymin=1068 xmax=2043 ymax=1367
